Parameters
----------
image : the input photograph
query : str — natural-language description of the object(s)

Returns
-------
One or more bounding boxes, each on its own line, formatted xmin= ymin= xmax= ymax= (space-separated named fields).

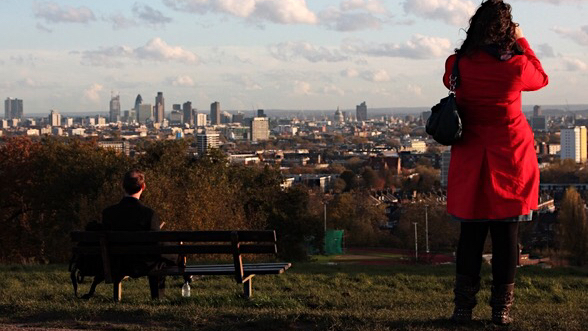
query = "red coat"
xmin=443 ymin=38 xmax=548 ymax=220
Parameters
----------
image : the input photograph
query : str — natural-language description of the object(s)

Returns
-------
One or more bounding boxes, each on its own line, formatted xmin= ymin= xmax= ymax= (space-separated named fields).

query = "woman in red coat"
xmin=443 ymin=0 xmax=548 ymax=325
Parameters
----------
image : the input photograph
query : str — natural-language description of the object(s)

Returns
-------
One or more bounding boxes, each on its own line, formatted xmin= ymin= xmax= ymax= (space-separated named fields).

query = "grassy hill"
xmin=0 ymin=262 xmax=586 ymax=330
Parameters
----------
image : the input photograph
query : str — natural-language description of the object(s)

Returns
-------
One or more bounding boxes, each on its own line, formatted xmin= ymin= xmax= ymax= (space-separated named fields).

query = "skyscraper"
xmin=109 ymin=93 xmax=121 ymax=123
xmin=251 ymin=117 xmax=270 ymax=142
xmin=137 ymin=104 xmax=152 ymax=124
xmin=134 ymin=94 xmax=143 ymax=113
xmin=5 ymin=98 xmax=23 ymax=120
xmin=356 ymin=101 xmax=367 ymax=121
xmin=183 ymin=101 xmax=193 ymax=126
xmin=48 ymin=110 xmax=61 ymax=127
xmin=210 ymin=101 xmax=220 ymax=125
xmin=154 ymin=92 xmax=165 ymax=123
xmin=561 ymin=126 xmax=587 ymax=163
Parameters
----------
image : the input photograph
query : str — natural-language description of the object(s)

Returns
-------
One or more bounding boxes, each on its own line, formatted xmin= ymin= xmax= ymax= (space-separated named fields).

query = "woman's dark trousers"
xmin=452 ymin=221 xmax=519 ymax=324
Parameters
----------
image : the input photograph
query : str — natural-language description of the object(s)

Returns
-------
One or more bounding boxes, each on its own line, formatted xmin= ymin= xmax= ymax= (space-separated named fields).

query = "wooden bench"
xmin=70 ymin=230 xmax=291 ymax=301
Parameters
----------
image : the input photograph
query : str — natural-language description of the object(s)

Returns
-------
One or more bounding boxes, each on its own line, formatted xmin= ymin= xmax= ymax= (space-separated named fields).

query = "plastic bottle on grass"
xmin=182 ymin=282 xmax=190 ymax=297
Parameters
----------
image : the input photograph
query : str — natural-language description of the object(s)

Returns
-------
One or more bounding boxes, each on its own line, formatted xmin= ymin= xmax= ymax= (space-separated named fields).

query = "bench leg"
xmin=113 ymin=281 xmax=122 ymax=302
xmin=149 ymin=275 xmax=165 ymax=300
xmin=243 ymin=278 xmax=252 ymax=298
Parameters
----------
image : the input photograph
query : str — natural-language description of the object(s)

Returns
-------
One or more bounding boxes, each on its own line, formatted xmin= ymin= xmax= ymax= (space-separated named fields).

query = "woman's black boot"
xmin=490 ymin=283 xmax=515 ymax=325
xmin=451 ymin=274 xmax=480 ymax=322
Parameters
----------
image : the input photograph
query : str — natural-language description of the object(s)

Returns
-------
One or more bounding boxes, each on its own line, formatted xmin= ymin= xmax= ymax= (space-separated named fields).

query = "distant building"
xmin=533 ymin=105 xmax=542 ymax=117
xmin=172 ymin=104 xmax=181 ymax=111
xmin=134 ymin=94 xmax=143 ymax=112
xmin=170 ymin=110 xmax=183 ymax=126
xmin=334 ymin=107 xmax=344 ymax=125
xmin=196 ymin=131 xmax=220 ymax=154
xmin=221 ymin=111 xmax=232 ymax=124
xmin=96 ymin=116 xmax=106 ymax=126
xmin=561 ymin=126 xmax=587 ymax=163
xmin=154 ymin=92 xmax=165 ymax=123
xmin=109 ymin=93 xmax=121 ymax=123
xmin=210 ymin=101 xmax=220 ymax=125
xmin=182 ymin=101 xmax=193 ymax=125
xmin=5 ymin=98 xmax=23 ymax=120
xmin=532 ymin=115 xmax=547 ymax=131
xmin=251 ymin=117 xmax=270 ymax=141
xmin=137 ymin=104 xmax=152 ymax=124
xmin=232 ymin=112 xmax=245 ymax=124
xmin=441 ymin=149 xmax=451 ymax=188
xmin=257 ymin=109 xmax=265 ymax=117
xmin=98 ymin=141 xmax=131 ymax=156
xmin=48 ymin=110 xmax=61 ymax=127
xmin=196 ymin=113 xmax=207 ymax=127
xmin=356 ymin=101 xmax=367 ymax=121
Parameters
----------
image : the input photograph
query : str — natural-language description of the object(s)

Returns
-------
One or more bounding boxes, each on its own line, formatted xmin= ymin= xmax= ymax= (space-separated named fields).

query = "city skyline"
xmin=1 ymin=0 xmax=587 ymax=113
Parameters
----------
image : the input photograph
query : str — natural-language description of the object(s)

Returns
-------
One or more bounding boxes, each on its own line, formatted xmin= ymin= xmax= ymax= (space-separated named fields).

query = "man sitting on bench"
xmin=102 ymin=169 xmax=171 ymax=299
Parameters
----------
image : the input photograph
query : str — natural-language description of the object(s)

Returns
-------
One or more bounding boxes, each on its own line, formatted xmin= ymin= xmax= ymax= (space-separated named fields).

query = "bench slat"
xmin=73 ymin=244 xmax=277 ymax=255
xmin=149 ymin=263 xmax=291 ymax=277
xmin=71 ymin=231 xmax=276 ymax=243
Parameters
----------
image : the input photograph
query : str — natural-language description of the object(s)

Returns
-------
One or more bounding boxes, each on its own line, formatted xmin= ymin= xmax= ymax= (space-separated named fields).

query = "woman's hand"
xmin=514 ymin=25 xmax=524 ymax=39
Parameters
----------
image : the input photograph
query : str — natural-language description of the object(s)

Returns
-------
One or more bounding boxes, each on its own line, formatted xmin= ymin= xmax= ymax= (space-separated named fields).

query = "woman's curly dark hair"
xmin=456 ymin=0 xmax=522 ymax=56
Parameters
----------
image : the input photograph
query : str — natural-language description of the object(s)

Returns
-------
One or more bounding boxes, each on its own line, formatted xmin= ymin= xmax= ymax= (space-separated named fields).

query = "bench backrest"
xmin=71 ymin=230 xmax=278 ymax=283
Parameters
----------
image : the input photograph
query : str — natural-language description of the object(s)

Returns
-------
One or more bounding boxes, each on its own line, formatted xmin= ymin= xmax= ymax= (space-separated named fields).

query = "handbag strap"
xmin=449 ymin=54 xmax=461 ymax=92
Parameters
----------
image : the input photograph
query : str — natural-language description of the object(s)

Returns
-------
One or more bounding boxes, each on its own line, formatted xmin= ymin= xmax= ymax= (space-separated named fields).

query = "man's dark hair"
xmin=123 ymin=170 xmax=145 ymax=195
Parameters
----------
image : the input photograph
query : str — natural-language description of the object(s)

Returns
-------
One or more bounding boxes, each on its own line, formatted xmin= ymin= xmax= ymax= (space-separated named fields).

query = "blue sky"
xmin=1 ymin=0 xmax=587 ymax=114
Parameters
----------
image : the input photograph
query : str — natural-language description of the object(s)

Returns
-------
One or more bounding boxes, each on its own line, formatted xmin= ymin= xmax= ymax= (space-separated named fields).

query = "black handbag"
xmin=426 ymin=55 xmax=462 ymax=146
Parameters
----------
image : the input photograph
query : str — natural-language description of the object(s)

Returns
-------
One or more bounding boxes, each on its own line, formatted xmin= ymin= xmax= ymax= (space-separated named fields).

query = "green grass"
xmin=0 ymin=262 xmax=587 ymax=330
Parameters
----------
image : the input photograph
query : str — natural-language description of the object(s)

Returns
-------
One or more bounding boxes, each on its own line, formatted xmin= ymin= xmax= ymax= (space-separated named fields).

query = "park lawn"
xmin=0 ymin=262 xmax=587 ymax=331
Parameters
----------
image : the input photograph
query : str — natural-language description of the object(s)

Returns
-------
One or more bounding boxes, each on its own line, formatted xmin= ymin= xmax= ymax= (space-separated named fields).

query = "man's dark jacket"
xmin=102 ymin=197 xmax=163 ymax=278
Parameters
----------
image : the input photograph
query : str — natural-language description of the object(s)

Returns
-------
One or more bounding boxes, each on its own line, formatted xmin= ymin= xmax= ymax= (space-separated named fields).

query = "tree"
xmin=557 ymin=187 xmax=588 ymax=266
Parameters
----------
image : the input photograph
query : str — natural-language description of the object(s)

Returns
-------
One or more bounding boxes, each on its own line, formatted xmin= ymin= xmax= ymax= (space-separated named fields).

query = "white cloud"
xmin=320 ymin=9 xmax=384 ymax=31
xmin=294 ymin=80 xmax=312 ymax=95
xmin=135 ymin=38 xmax=198 ymax=62
xmin=562 ymin=57 xmax=588 ymax=71
xmin=33 ymin=1 xmax=96 ymax=24
xmin=342 ymin=34 xmax=452 ymax=59
xmin=322 ymin=84 xmax=345 ymax=96
xmin=167 ymin=75 xmax=195 ymax=87
xmin=104 ymin=14 xmax=137 ymax=30
xmin=406 ymin=83 xmax=422 ymax=96
xmin=361 ymin=69 xmax=390 ymax=82
xmin=340 ymin=68 xmax=359 ymax=78
xmin=553 ymin=26 xmax=588 ymax=46
xmin=536 ymin=43 xmax=556 ymax=58
xmin=269 ymin=41 xmax=348 ymax=62
xmin=132 ymin=3 xmax=173 ymax=26
xmin=81 ymin=38 xmax=199 ymax=66
xmin=402 ymin=0 xmax=476 ymax=26
xmin=341 ymin=0 xmax=388 ymax=14
xmin=164 ymin=0 xmax=317 ymax=24
xmin=83 ymin=83 xmax=104 ymax=102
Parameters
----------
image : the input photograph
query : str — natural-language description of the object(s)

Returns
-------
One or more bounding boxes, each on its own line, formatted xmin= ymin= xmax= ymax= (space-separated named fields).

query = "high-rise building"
xmin=441 ymin=149 xmax=451 ymax=188
xmin=109 ymin=93 xmax=121 ymax=123
xmin=232 ymin=112 xmax=244 ymax=124
xmin=533 ymin=105 xmax=542 ymax=117
xmin=531 ymin=115 xmax=547 ymax=131
xmin=134 ymin=94 xmax=143 ymax=112
xmin=210 ymin=101 xmax=220 ymax=125
xmin=154 ymin=92 xmax=165 ymax=123
xmin=356 ymin=101 xmax=367 ymax=121
xmin=561 ymin=126 xmax=587 ymax=163
xmin=183 ymin=101 xmax=193 ymax=125
xmin=137 ymin=104 xmax=153 ymax=124
xmin=196 ymin=113 xmax=207 ymax=127
xmin=251 ymin=116 xmax=270 ymax=142
xmin=196 ymin=131 xmax=220 ymax=154
xmin=172 ymin=104 xmax=181 ymax=111
xmin=48 ymin=110 xmax=61 ymax=127
xmin=170 ymin=110 xmax=183 ymax=126
xmin=221 ymin=111 xmax=232 ymax=124
xmin=5 ymin=98 xmax=23 ymax=120
xmin=257 ymin=109 xmax=265 ymax=117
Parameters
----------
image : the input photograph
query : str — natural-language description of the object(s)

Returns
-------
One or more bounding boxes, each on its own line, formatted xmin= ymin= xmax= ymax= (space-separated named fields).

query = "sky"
xmin=1 ymin=0 xmax=587 ymax=114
